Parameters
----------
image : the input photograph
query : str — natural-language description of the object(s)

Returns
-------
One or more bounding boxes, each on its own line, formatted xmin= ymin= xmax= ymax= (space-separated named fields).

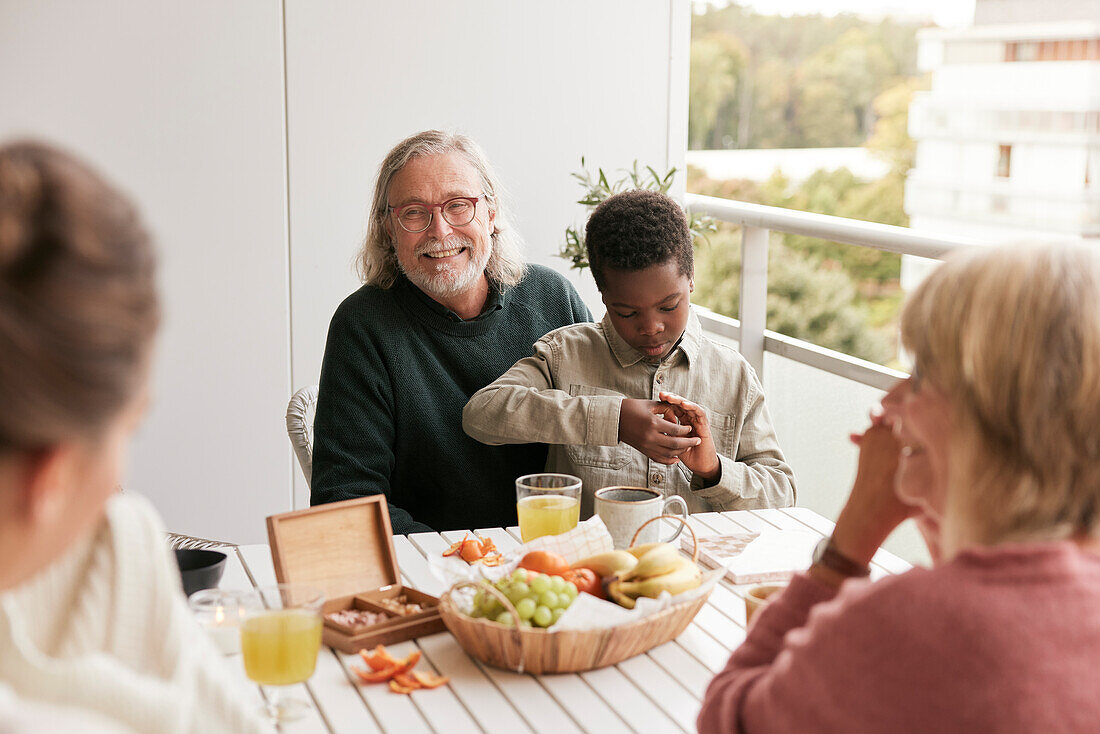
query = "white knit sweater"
xmin=0 ymin=494 xmax=273 ymax=734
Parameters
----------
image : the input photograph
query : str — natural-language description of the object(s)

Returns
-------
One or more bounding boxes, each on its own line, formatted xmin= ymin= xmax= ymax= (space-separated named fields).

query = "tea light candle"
xmin=189 ymin=589 xmax=252 ymax=655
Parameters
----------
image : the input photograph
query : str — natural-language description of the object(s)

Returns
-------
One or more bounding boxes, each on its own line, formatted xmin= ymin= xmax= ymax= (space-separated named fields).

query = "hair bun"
xmin=0 ymin=147 xmax=45 ymax=269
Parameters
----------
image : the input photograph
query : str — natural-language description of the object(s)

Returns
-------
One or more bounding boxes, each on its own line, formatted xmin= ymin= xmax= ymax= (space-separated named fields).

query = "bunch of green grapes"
xmin=468 ymin=570 xmax=578 ymax=628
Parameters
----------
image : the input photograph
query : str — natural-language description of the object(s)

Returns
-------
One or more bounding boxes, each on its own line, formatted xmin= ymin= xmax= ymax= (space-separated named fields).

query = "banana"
xmin=572 ymin=550 xmax=638 ymax=578
xmin=606 ymin=580 xmax=637 ymax=609
xmin=621 ymin=543 xmax=680 ymax=581
xmin=609 ymin=557 xmax=702 ymax=607
xmin=625 ymin=542 xmax=666 ymax=559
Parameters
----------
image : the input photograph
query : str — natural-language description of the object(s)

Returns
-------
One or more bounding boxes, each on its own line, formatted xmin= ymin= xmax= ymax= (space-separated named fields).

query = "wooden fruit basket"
xmin=438 ymin=516 xmax=711 ymax=674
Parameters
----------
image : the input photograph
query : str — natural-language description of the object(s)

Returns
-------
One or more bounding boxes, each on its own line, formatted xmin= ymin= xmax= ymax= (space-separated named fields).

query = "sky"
xmin=697 ymin=0 xmax=978 ymax=28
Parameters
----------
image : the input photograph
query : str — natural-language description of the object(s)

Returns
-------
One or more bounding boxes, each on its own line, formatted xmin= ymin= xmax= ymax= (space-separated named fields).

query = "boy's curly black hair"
xmin=585 ymin=188 xmax=693 ymax=291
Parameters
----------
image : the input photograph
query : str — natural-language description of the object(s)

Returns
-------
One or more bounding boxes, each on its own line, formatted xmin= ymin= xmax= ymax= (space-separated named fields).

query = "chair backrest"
xmin=286 ymin=385 xmax=318 ymax=487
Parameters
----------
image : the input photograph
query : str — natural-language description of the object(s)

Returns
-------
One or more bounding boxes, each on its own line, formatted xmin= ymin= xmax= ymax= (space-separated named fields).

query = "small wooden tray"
xmin=266 ymin=496 xmax=445 ymax=653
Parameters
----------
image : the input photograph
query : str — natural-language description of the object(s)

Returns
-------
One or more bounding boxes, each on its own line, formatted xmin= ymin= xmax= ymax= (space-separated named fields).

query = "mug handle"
xmin=659 ymin=495 xmax=689 ymax=543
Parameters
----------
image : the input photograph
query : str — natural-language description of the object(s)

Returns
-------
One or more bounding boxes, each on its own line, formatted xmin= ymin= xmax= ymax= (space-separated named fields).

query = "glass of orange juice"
xmin=240 ymin=583 xmax=324 ymax=723
xmin=516 ymin=473 xmax=582 ymax=542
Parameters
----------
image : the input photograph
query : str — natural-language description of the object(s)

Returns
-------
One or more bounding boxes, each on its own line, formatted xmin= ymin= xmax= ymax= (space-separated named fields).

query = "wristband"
xmin=811 ymin=536 xmax=871 ymax=578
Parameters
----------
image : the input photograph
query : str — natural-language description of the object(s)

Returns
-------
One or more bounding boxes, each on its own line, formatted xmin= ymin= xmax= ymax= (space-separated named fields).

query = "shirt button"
xmin=651 ymin=472 xmax=663 ymax=485
xmin=655 ymin=374 xmax=664 ymax=384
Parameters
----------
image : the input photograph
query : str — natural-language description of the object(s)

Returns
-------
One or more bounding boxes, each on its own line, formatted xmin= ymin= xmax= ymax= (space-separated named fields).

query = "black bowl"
xmin=175 ymin=549 xmax=227 ymax=597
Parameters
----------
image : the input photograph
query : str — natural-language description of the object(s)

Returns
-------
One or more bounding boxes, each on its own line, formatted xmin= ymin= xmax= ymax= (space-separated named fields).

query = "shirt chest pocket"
xmin=706 ymin=408 xmax=740 ymax=457
xmin=564 ymin=384 xmax=631 ymax=470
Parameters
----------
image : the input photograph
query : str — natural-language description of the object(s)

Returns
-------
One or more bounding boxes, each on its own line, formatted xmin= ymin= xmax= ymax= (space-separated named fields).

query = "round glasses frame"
xmin=387 ymin=195 xmax=484 ymax=234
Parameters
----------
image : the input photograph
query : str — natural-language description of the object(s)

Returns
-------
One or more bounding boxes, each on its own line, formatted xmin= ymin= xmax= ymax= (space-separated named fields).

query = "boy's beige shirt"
xmin=463 ymin=309 xmax=796 ymax=517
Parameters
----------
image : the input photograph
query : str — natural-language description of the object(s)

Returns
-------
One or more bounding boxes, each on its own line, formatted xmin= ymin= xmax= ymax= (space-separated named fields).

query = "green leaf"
xmin=559 ymin=156 xmax=687 ymax=271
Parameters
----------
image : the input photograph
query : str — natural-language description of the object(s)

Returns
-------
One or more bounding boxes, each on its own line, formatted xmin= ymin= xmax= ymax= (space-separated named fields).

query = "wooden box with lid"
xmin=266 ymin=496 xmax=445 ymax=653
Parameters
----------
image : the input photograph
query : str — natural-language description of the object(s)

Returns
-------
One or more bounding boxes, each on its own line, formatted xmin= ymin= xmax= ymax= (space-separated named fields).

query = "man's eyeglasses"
xmin=388 ymin=195 xmax=484 ymax=233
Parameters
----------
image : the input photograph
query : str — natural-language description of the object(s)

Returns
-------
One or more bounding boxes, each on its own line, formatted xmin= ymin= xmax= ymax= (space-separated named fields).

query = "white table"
xmin=221 ymin=508 xmax=911 ymax=734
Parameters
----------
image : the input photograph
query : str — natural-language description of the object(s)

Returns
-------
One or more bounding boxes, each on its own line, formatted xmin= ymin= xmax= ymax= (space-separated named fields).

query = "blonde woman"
xmin=698 ymin=244 xmax=1100 ymax=734
xmin=0 ymin=142 xmax=271 ymax=733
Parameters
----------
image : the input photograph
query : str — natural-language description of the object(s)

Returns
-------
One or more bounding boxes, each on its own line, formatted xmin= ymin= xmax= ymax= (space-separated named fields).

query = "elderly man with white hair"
xmin=311 ymin=130 xmax=591 ymax=533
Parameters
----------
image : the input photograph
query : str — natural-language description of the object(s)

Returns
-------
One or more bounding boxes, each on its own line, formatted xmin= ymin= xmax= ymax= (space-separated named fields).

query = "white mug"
xmin=594 ymin=486 xmax=689 ymax=550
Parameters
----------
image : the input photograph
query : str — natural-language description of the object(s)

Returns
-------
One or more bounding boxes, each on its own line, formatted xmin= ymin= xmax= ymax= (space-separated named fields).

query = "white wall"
xmin=0 ymin=0 xmax=689 ymax=541
xmin=0 ymin=1 xmax=292 ymax=544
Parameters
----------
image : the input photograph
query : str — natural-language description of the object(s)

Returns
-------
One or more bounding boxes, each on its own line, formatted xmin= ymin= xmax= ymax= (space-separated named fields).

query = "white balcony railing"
xmin=684 ymin=194 xmax=989 ymax=390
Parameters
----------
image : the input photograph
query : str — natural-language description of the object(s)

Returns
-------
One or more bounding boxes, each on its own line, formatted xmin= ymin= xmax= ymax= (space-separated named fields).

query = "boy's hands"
xmin=658 ymin=392 xmax=720 ymax=482
xmin=618 ymin=398 xmax=700 ymax=465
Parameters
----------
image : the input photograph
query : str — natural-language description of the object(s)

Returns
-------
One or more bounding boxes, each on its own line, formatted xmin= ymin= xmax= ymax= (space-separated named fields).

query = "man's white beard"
xmin=400 ymin=234 xmax=491 ymax=299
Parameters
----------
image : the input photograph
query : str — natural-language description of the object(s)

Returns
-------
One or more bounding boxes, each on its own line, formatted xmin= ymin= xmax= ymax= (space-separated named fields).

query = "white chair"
xmin=286 ymin=385 xmax=318 ymax=487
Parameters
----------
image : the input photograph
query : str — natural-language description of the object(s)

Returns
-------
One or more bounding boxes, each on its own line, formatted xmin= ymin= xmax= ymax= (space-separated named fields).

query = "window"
xmin=997 ymin=145 xmax=1012 ymax=178
xmin=1016 ymin=42 xmax=1039 ymax=62
xmin=1005 ymin=38 xmax=1099 ymax=62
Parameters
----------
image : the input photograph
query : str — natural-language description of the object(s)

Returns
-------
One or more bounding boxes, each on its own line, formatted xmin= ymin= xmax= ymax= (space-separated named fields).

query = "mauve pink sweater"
xmin=698 ymin=543 xmax=1100 ymax=734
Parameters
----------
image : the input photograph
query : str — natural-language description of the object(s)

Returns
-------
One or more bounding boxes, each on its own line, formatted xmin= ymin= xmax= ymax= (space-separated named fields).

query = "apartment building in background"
xmin=903 ymin=0 xmax=1100 ymax=289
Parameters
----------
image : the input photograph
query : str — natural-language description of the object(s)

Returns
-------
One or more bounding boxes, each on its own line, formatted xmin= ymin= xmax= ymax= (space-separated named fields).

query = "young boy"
xmin=463 ymin=189 xmax=795 ymax=517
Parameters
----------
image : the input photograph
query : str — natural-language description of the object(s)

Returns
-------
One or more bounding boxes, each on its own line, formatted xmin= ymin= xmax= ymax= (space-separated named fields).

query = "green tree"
xmin=689 ymin=5 xmax=922 ymax=150
xmin=794 ymin=28 xmax=899 ymax=147
xmin=688 ymin=162 xmax=905 ymax=363
xmin=865 ymin=76 xmax=927 ymax=174
xmin=689 ymin=35 xmax=747 ymax=149
xmin=692 ymin=228 xmax=895 ymax=364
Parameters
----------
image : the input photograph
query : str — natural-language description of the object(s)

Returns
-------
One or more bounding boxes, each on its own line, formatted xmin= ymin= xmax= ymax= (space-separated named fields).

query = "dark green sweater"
xmin=310 ymin=265 xmax=592 ymax=534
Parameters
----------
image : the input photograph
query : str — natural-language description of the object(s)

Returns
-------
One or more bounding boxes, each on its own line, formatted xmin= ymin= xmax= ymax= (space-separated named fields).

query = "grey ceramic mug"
xmin=594 ymin=487 xmax=689 ymax=550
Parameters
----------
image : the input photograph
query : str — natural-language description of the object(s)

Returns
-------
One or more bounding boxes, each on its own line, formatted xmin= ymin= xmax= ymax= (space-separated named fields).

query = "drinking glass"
xmin=189 ymin=588 xmax=253 ymax=655
xmin=240 ymin=584 xmax=324 ymax=723
xmin=516 ymin=473 xmax=582 ymax=542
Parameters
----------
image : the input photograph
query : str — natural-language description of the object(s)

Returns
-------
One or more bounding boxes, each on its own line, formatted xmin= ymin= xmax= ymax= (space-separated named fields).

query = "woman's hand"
xmin=830 ymin=421 xmax=913 ymax=568
xmin=658 ymin=392 xmax=720 ymax=482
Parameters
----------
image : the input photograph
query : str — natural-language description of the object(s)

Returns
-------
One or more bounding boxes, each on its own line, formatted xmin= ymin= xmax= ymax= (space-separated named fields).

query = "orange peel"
xmin=389 ymin=679 xmax=419 ymax=694
xmin=359 ymin=644 xmax=401 ymax=671
xmin=412 ymin=670 xmax=449 ymax=689
xmin=355 ymin=664 xmax=401 ymax=683
xmin=442 ymin=534 xmax=469 ymax=557
xmin=352 ymin=644 xmax=428 ymax=693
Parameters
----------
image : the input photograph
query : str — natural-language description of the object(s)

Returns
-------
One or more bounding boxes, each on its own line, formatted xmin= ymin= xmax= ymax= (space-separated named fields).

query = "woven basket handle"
xmin=628 ymin=514 xmax=699 ymax=563
xmin=449 ymin=580 xmax=525 ymax=674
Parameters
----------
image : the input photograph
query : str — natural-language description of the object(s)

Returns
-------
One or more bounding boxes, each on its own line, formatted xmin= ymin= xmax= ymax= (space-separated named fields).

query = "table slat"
xmin=393 ymin=535 xmax=447 ymax=596
xmin=308 ymin=649 xmax=383 ymax=734
xmin=220 ymin=547 xmax=254 ymax=591
xmin=781 ymin=507 xmax=913 ymax=574
xmin=580 ymin=666 xmax=684 ymax=733
xmin=334 ymin=644 xmax=431 ymax=734
xmin=691 ymin=604 xmax=747 ymax=651
xmin=238 ymin=544 xmax=279 ymax=586
xmin=474 ymin=527 xmax=522 ymax=552
xmin=472 ymin=665 xmax=584 ymax=734
xmin=617 ymin=653 xmax=701 ymax=731
xmin=535 ymin=674 xmax=632 ymax=734
xmin=417 ymin=632 xmax=534 ymax=734
xmin=670 ymin=623 xmax=732 ymax=673
xmin=646 ymin=642 xmax=715 ymax=699
xmin=706 ymin=510 xmax=771 ymax=534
